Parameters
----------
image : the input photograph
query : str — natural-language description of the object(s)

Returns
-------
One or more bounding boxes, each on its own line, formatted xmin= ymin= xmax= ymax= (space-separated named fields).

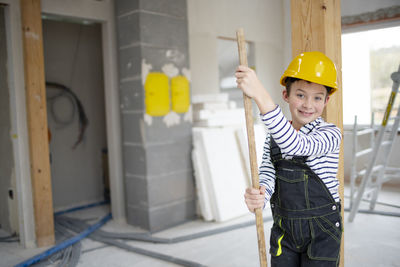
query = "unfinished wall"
xmin=0 ymin=5 xmax=15 ymax=234
xmin=42 ymin=19 xmax=107 ymax=211
xmin=115 ymin=0 xmax=195 ymax=231
xmin=187 ymin=0 xmax=287 ymax=114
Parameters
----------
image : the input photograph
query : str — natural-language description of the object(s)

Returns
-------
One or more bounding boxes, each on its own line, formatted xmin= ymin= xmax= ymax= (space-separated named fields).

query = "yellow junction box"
xmin=145 ymin=72 xmax=170 ymax=116
xmin=171 ymin=75 xmax=190 ymax=113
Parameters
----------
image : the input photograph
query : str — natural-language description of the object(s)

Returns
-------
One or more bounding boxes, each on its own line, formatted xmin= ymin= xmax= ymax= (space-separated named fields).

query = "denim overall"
xmin=269 ymin=138 xmax=342 ymax=267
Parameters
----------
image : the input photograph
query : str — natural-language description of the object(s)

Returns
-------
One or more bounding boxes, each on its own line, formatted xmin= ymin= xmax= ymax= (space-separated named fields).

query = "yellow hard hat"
xmin=280 ymin=51 xmax=338 ymax=95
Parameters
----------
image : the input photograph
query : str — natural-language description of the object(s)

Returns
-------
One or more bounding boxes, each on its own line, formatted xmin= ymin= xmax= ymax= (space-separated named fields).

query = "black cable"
xmin=48 ymin=91 xmax=76 ymax=126
xmin=46 ymin=82 xmax=89 ymax=149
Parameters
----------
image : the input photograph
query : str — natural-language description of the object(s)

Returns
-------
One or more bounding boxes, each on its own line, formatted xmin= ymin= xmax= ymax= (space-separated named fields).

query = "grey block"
xmin=141 ymin=45 xmax=189 ymax=71
xmin=121 ymin=113 xmax=144 ymax=143
xmin=125 ymin=175 xmax=148 ymax=208
xmin=120 ymin=79 xmax=144 ymax=111
xmin=139 ymin=12 xmax=188 ymax=48
xmin=148 ymin=198 xmax=196 ymax=232
xmin=147 ymin=170 xmax=195 ymax=207
xmin=126 ymin=205 xmax=150 ymax=230
xmin=145 ymin=116 xmax=192 ymax=143
xmin=117 ymin=12 xmax=140 ymax=47
xmin=115 ymin=0 xmax=139 ymax=17
xmin=139 ymin=0 xmax=187 ymax=19
xmin=122 ymin=145 xmax=146 ymax=176
xmin=145 ymin=139 xmax=193 ymax=176
xmin=118 ymin=45 xmax=142 ymax=80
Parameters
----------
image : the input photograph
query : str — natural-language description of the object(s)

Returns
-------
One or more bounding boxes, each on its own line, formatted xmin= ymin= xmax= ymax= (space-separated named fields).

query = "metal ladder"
xmin=349 ymin=113 xmax=375 ymax=211
xmin=348 ymin=64 xmax=400 ymax=222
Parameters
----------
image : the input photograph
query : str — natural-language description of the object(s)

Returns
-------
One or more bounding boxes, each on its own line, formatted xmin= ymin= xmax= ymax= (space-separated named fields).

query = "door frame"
xmin=1 ymin=0 xmax=36 ymax=248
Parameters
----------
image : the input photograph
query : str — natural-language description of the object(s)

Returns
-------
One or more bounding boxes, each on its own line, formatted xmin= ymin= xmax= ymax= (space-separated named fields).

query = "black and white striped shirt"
xmin=259 ymin=105 xmax=341 ymax=204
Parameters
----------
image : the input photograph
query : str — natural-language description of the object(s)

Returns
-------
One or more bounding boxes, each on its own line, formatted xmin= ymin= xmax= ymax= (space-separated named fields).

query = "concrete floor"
xmin=2 ymin=186 xmax=400 ymax=267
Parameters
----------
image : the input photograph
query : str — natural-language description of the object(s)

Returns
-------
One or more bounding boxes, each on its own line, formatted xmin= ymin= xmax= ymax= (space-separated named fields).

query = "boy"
xmin=235 ymin=51 xmax=342 ymax=267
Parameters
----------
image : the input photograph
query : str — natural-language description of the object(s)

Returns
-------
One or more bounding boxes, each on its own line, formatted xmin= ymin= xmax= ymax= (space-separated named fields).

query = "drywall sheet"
xmin=193 ymin=127 xmax=249 ymax=222
xmin=192 ymin=93 xmax=229 ymax=104
xmin=236 ymin=124 xmax=267 ymax=182
xmin=193 ymin=109 xmax=245 ymax=127
xmin=191 ymin=143 xmax=214 ymax=221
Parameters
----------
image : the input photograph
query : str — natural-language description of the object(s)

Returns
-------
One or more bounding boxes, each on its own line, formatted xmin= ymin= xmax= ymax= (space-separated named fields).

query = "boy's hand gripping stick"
xmin=236 ymin=28 xmax=267 ymax=267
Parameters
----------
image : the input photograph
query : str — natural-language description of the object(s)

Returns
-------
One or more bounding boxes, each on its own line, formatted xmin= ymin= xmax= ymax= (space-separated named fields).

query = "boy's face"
xmin=282 ymin=80 xmax=329 ymax=130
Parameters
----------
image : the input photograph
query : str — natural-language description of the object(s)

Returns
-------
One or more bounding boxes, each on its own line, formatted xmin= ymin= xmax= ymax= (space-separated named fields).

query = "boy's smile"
xmin=282 ymin=80 xmax=329 ymax=130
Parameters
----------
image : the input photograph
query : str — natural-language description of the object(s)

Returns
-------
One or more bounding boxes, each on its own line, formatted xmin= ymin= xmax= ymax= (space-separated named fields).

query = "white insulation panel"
xmin=193 ymin=127 xmax=252 ymax=222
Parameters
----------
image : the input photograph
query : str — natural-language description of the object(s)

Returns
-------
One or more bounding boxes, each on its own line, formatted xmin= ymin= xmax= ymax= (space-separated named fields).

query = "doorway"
xmin=42 ymin=18 xmax=109 ymax=211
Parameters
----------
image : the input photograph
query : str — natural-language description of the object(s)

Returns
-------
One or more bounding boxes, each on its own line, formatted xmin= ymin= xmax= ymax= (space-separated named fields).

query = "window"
xmin=342 ymin=26 xmax=400 ymax=126
xmin=217 ymin=37 xmax=255 ymax=107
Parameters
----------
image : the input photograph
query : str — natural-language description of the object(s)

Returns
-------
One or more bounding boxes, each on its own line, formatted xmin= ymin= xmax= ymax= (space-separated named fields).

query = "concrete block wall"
xmin=115 ymin=0 xmax=195 ymax=232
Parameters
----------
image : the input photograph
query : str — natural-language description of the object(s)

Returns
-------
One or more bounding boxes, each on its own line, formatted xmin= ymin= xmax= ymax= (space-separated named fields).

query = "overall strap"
xmin=269 ymin=137 xmax=282 ymax=162
xmin=270 ymin=136 xmax=308 ymax=163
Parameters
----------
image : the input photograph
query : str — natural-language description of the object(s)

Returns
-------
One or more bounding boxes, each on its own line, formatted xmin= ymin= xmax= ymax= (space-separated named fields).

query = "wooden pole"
xmin=236 ymin=28 xmax=267 ymax=267
xmin=20 ymin=0 xmax=55 ymax=247
xmin=290 ymin=0 xmax=344 ymax=266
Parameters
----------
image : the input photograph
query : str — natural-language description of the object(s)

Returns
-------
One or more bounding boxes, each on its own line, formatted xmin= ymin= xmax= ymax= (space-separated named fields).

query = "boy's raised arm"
xmin=235 ymin=65 xmax=277 ymax=115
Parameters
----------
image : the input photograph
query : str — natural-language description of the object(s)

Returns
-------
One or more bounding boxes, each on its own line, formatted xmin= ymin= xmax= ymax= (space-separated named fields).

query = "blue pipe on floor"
xmin=54 ymin=200 xmax=110 ymax=216
xmin=14 ymin=213 xmax=112 ymax=267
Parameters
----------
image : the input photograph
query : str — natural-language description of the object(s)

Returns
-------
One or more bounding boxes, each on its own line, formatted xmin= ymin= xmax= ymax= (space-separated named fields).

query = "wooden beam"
xmin=20 ymin=0 xmax=54 ymax=247
xmin=290 ymin=0 xmax=344 ymax=266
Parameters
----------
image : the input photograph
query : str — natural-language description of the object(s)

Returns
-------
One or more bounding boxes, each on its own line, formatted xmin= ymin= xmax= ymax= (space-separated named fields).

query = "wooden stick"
xmin=236 ymin=28 xmax=267 ymax=267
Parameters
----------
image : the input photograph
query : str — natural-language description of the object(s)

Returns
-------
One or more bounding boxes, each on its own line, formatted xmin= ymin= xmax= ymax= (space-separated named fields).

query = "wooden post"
xmin=20 ymin=0 xmax=55 ymax=247
xmin=290 ymin=0 xmax=344 ymax=266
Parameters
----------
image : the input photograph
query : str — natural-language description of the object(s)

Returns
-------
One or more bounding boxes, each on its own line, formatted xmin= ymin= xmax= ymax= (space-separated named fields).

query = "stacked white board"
xmin=191 ymin=93 xmax=268 ymax=222
xmin=193 ymin=127 xmax=250 ymax=222
xmin=235 ymin=124 xmax=267 ymax=182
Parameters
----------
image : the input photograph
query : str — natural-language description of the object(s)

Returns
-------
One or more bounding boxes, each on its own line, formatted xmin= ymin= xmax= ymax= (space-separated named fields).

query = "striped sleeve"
xmin=258 ymin=133 xmax=276 ymax=204
xmin=261 ymin=106 xmax=342 ymax=157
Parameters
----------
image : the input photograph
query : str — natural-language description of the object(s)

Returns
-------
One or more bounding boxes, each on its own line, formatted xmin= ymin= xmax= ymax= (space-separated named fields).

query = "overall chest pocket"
xmin=276 ymin=168 xmax=306 ymax=183
xmin=274 ymin=167 xmax=308 ymax=209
